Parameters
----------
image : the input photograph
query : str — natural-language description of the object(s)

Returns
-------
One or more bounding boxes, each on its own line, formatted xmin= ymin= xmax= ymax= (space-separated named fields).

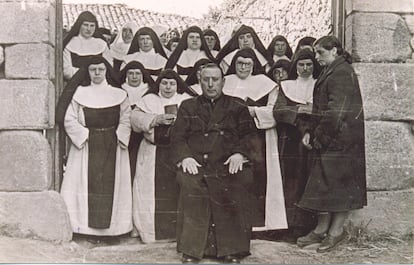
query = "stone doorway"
xmin=52 ymin=0 xmax=345 ymax=190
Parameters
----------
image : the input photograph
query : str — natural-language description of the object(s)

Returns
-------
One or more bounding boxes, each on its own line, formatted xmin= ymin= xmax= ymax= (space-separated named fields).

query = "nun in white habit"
xmin=223 ymin=48 xmax=288 ymax=232
xmin=63 ymin=11 xmax=109 ymax=80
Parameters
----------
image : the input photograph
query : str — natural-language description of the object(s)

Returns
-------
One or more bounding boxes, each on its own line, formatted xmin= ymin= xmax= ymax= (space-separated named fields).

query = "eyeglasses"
xmin=236 ymin=62 xmax=253 ymax=67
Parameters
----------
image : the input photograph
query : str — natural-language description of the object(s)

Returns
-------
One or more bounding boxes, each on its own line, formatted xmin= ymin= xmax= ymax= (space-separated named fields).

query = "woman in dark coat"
xmin=296 ymin=36 xmax=367 ymax=252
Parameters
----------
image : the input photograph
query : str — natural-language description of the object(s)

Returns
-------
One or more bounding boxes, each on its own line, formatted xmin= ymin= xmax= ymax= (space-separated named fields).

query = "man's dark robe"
xmin=170 ymin=94 xmax=257 ymax=259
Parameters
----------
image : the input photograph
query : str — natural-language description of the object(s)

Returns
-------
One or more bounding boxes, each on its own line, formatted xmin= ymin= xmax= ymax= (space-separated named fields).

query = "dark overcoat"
xmin=298 ymin=56 xmax=367 ymax=212
xmin=170 ymin=94 xmax=257 ymax=259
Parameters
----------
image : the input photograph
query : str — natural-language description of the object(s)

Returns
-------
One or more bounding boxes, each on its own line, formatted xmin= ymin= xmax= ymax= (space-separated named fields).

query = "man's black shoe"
xmin=223 ymin=255 xmax=241 ymax=263
xmin=182 ymin=254 xmax=200 ymax=264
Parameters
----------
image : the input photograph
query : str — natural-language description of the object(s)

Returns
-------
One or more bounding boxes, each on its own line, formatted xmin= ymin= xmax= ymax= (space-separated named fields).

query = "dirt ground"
xmin=0 ymin=232 xmax=412 ymax=264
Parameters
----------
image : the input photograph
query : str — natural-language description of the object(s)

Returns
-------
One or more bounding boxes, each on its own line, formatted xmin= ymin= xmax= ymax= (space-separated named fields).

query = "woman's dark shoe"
xmin=223 ymin=255 xmax=241 ymax=263
xmin=296 ymin=230 xmax=326 ymax=247
xmin=317 ymin=231 xmax=347 ymax=253
xmin=181 ymin=254 xmax=200 ymax=264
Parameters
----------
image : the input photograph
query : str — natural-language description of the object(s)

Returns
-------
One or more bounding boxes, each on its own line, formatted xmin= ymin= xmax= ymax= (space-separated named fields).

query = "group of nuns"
xmin=56 ymin=9 xmax=366 ymax=252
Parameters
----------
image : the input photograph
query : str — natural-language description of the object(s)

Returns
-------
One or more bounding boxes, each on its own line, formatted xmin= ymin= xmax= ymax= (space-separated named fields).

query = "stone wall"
xmin=345 ymin=0 xmax=414 ymax=236
xmin=0 ymin=0 xmax=71 ymax=242
xmin=203 ymin=0 xmax=331 ymax=48
xmin=0 ymin=0 xmax=412 ymax=243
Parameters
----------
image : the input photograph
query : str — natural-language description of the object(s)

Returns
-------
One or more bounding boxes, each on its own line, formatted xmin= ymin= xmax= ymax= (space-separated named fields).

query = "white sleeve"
xmin=63 ymin=48 xmax=78 ymax=80
xmin=116 ymin=97 xmax=132 ymax=147
xmin=131 ymin=109 xmax=157 ymax=143
xmin=64 ymin=101 xmax=89 ymax=149
xmin=253 ymin=87 xmax=279 ymax=129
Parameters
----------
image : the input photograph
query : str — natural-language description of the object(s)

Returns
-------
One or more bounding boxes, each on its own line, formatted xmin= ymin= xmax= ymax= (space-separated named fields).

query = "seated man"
xmin=170 ymin=63 xmax=257 ymax=264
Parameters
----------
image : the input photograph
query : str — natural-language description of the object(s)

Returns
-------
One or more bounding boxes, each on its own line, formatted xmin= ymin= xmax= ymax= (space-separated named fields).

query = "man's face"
xmin=200 ymin=67 xmax=224 ymax=100
xmin=187 ymin=32 xmax=202 ymax=50
xmin=88 ymin=63 xmax=106 ymax=85
xmin=235 ymin=57 xmax=254 ymax=80
xmin=127 ymin=69 xmax=143 ymax=87
xmin=138 ymin=34 xmax=154 ymax=52
xmin=79 ymin=21 xmax=96 ymax=38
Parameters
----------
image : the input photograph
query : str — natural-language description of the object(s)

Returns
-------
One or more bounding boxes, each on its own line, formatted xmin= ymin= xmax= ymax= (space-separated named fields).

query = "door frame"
xmin=50 ymin=0 xmax=346 ymax=191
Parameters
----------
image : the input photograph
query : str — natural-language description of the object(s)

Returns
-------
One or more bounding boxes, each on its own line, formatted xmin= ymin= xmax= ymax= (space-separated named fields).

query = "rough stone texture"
xmin=350 ymin=0 xmax=413 ymax=13
xmin=48 ymin=1 xmax=56 ymax=48
xmin=205 ymin=0 xmax=331 ymax=46
xmin=0 ymin=80 xmax=55 ymax=129
xmin=411 ymin=36 xmax=414 ymax=50
xmin=346 ymin=13 xmax=412 ymax=63
xmin=0 ymin=46 xmax=4 ymax=66
xmin=354 ymin=63 xmax=414 ymax=121
xmin=5 ymin=44 xmax=55 ymax=79
xmin=349 ymin=190 xmax=414 ymax=236
xmin=0 ymin=131 xmax=52 ymax=192
xmin=365 ymin=121 xmax=414 ymax=191
xmin=0 ymin=191 xmax=72 ymax=242
xmin=403 ymin=15 xmax=414 ymax=35
xmin=0 ymin=2 xmax=53 ymax=44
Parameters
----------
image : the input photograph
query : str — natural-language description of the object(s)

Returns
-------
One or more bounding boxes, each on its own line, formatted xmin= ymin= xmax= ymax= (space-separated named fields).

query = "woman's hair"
xmin=63 ymin=11 xmax=101 ymax=48
xmin=314 ymin=35 xmax=352 ymax=63
xmin=126 ymin=27 xmax=168 ymax=58
xmin=119 ymin=60 xmax=155 ymax=87
xmin=288 ymin=48 xmax=320 ymax=80
xmin=145 ymin=69 xmax=197 ymax=96
xmin=226 ymin=47 xmax=265 ymax=76
xmin=267 ymin=35 xmax=293 ymax=59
